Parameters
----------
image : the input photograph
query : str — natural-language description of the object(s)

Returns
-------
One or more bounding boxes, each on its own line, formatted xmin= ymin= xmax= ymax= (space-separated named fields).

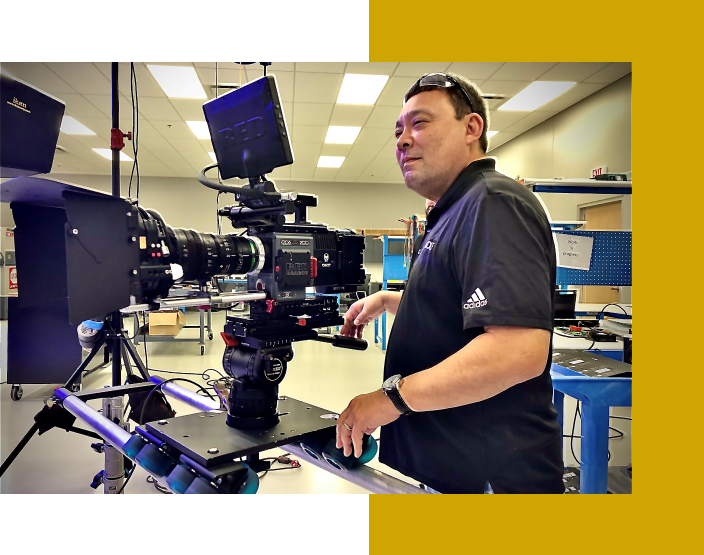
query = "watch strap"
xmin=386 ymin=381 xmax=413 ymax=415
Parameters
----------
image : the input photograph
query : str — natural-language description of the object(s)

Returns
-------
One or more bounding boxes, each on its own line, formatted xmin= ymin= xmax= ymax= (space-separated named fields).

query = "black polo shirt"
xmin=380 ymin=158 xmax=564 ymax=494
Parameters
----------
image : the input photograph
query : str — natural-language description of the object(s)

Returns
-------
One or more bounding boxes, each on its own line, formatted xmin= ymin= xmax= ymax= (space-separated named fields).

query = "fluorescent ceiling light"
xmin=187 ymin=121 xmax=211 ymax=139
xmin=317 ymin=156 xmax=345 ymax=168
xmin=337 ymin=74 xmax=389 ymax=105
xmin=325 ymin=126 xmax=362 ymax=144
xmin=487 ymin=131 xmax=498 ymax=138
xmin=208 ymin=152 xmax=217 ymax=163
xmin=93 ymin=148 xmax=132 ymax=162
xmin=147 ymin=65 xmax=207 ymax=98
xmin=60 ymin=116 xmax=95 ymax=135
xmin=498 ymin=81 xmax=576 ymax=111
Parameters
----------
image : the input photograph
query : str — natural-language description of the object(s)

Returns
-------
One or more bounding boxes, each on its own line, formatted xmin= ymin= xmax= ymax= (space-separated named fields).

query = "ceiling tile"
xmin=291 ymin=142 xmax=323 ymax=166
xmin=313 ymin=167 xmax=341 ymax=181
xmin=82 ymin=94 xmax=132 ymax=118
xmin=295 ymin=62 xmax=347 ymax=73
xmin=329 ymin=104 xmax=373 ymax=126
xmin=293 ymin=103 xmax=334 ymax=126
xmin=292 ymin=125 xmax=328 ymax=143
xmin=46 ymin=63 xmax=111 ymax=95
xmin=379 ymin=165 xmax=404 ymax=183
xmin=365 ymin=105 xmax=403 ymax=129
xmin=487 ymin=111 xmax=529 ymax=132
xmin=538 ymin=63 xmax=611 ymax=82
xmin=583 ymin=63 xmax=632 ymax=84
xmin=170 ymin=98 xmax=207 ymax=121
xmin=290 ymin=163 xmax=316 ymax=180
xmin=480 ymin=80 xmax=532 ymax=96
xmin=349 ymin=142 xmax=387 ymax=161
xmin=394 ymin=63 xmax=452 ymax=77
xmin=137 ymin=97 xmax=181 ymax=120
xmin=62 ymin=132 xmax=107 ymax=149
xmin=345 ymin=62 xmax=398 ymax=75
xmin=1 ymin=62 xmax=75 ymax=94
xmin=152 ymin=121 xmax=198 ymax=139
xmin=376 ymin=75 xmax=419 ymax=107
xmin=489 ymin=63 xmax=557 ymax=81
xmin=210 ymin=63 xmax=242 ymax=70
xmin=485 ymin=98 xmax=504 ymax=110
xmin=355 ymin=127 xmax=393 ymax=145
xmin=269 ymin=166 xmax=291 ymax=179
xmin=58 ymin=94 xmax=106 ymax=120
xmin=487 ymin=132 xmax=520 ymax=152
xmin=335 ymin=166 xmax=366 ymax=182
xmin=321 ymin=144 xmax=353 ymax=157
xmin=294 ymin=72 xmax=344 ymax=103
xmin=91 ymin=62 xmax=166 ymax=99
xmin=446 ymin=62 xmax=505 ymax=81
xmin=536 ymin=83 xmax=608 ymax=112
xmin=502 ymin=111 xmax=557 ymax=135
xmin=197 ymin=67 xmax=248 ymax=89
xmin=70 ymin=116 xmax=112 ymax=139
xmin=137 ymin=134 xmax=178 ymax=153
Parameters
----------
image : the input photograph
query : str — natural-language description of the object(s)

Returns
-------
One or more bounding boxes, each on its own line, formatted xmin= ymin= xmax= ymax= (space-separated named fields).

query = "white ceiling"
xmin=1 ymin=62 xmax=631 ymax=183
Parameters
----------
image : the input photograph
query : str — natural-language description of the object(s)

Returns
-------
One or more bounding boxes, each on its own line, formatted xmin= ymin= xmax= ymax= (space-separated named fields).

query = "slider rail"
xmin=53 ymin=380 xmax=425 ymax=494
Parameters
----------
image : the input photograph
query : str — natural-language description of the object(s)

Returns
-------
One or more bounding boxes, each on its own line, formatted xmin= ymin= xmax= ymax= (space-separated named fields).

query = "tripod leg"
xmin=0 ymin=423 xmax=40 ymax=478
xmin=64 ymin=339 xmax=106 ymax=389
xmin=120 ymin=342 xmax=135 ymax=379
xmin=122 ymin=339 xmax=151 ymax=380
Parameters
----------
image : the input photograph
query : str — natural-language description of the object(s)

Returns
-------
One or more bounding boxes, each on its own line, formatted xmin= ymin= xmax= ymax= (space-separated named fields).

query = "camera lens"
xmin=167 ymin=228 xmax=261 ymax=282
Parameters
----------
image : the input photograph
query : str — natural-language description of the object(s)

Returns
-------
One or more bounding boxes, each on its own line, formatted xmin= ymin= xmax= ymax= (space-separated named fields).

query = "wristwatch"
xmin=382 ymin=374 xmax=413 ymax=415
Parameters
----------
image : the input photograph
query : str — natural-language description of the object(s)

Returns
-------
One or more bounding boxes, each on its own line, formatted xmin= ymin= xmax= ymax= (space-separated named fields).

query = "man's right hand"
xmin=339 ymin=291 xmax=389 ymax=339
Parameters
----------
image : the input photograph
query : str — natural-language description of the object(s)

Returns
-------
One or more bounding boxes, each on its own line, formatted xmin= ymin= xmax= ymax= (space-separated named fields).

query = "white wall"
xmin=491 ymin=73 xmax=632 ymax=305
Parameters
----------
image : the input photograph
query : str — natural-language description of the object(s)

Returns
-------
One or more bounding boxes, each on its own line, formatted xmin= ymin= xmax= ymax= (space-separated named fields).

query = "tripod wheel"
xmin=208 ymin=331 xmax=214 ymax=341
xmin=200 ymin=345 xmax=205 ymax=356
xmin=10 ymin=385 xmax=23 ymax=401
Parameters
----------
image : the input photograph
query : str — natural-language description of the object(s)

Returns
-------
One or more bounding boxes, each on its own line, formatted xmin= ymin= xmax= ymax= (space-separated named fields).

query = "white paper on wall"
xmin=554 ymin=233 xmax=594 ymax=271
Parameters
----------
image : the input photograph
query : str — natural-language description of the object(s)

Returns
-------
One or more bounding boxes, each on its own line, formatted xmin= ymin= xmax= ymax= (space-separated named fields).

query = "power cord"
xmin=569 ymin=403 xmax=629 ymax=465
xmin=596 ymin=303 xmax=629 ymax=321
xmin=128 ymin=62 xmax=140 ymax=202
xmin=257 ymin=453 xmax=302 ymax=481
xmin=138 ymin=377 xmax=216 ymax=425
xmin=146 ymin=475 xmax=172 ymax=494
xmin=117 ymin=464 xmax=136 ymax=494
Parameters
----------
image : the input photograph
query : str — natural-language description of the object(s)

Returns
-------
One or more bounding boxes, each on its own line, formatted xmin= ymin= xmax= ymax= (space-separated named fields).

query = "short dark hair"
xmin=406 ymin=72 xmax=490 ymax=152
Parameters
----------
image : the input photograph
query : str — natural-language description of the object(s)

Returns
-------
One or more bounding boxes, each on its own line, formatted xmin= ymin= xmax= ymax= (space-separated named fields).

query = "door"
xmin=580 ymin=201 xmax=622 ymax=304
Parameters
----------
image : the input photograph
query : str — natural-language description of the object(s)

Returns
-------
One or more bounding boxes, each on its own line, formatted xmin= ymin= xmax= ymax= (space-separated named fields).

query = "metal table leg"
xmin=580 ymin=403 xmax=610 ymax=494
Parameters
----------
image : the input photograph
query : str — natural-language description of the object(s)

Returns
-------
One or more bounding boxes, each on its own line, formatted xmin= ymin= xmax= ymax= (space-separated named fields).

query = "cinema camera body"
xmin=9 ymin=73 xmax=367 ymax=430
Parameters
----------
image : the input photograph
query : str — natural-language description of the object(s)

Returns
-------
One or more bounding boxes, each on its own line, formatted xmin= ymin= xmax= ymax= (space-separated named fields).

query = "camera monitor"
xmin=0 ymin=72 xmax=65 ymax=178
xmin=203 ymin=75 xmax=293 ymax=180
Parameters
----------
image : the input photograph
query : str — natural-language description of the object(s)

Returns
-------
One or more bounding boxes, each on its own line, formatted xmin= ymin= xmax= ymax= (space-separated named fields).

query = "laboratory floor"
xmin=0 ymin=310 xmax=417 ymax=494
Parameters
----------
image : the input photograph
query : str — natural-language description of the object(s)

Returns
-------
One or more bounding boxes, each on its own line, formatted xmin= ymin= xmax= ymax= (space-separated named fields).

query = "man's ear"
xmin=465 ymin=113 xmax=484 ymax=146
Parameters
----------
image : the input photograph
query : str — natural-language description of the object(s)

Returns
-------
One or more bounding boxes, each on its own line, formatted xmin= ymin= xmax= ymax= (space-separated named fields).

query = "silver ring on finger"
xmin=343 ymin=422 xmax=353 ymax=431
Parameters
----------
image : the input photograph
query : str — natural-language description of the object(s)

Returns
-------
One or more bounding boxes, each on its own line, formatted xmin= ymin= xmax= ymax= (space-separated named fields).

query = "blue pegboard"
xmin=555 ymin=231 xmax=631 ymax=286
xmin=382 ymin=237 xmax=409 ymax=281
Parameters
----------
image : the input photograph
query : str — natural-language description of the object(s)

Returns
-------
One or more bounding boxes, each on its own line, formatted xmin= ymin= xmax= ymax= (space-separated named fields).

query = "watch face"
xmin=383 ymin=374 xmax=401 ymax=390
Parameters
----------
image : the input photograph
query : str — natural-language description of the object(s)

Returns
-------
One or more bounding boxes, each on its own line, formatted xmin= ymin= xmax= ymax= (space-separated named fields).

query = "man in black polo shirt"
xmin=336 ymin=72 xmax=564 ymax=494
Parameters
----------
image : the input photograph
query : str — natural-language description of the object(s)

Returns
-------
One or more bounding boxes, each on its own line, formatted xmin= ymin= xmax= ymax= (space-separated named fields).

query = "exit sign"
xmin=591 ymin=166 xmax=608 ymax=178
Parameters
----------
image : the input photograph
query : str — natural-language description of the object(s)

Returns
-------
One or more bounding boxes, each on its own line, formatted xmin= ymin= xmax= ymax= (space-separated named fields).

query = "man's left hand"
xmin=336 ymin=389 xmax=401 ymax=457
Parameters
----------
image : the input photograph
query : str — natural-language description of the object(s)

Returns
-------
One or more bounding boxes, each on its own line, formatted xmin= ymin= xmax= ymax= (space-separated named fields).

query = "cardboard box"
xmin=149 ymin=310 xmax=187 ymax=337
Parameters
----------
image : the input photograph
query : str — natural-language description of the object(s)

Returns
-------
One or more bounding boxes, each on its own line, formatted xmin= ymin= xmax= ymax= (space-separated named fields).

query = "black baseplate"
xmin=145 ymin=396 xmax=338 ymax=467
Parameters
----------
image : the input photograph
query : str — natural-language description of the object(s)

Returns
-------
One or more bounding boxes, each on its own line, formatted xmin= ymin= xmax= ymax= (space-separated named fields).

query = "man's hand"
xmin=336 ymin=389 xmax=401 ymax=457
xmin=339 ymin=292 xmax=388 ymax=339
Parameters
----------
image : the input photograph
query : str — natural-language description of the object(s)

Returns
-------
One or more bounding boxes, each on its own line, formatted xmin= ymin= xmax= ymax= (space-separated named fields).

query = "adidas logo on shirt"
xmin=463 ymin=288 xmax=488 ymax=310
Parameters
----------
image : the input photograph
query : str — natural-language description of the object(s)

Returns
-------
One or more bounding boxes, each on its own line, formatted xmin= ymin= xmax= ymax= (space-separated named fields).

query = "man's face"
xmin=395 ymin=90 xmax=472 ymax=199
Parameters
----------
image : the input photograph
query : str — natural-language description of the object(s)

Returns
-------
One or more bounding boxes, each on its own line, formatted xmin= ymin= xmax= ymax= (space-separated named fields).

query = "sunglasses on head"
xmin=404 ymin=73 xmax=475 ymax=114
